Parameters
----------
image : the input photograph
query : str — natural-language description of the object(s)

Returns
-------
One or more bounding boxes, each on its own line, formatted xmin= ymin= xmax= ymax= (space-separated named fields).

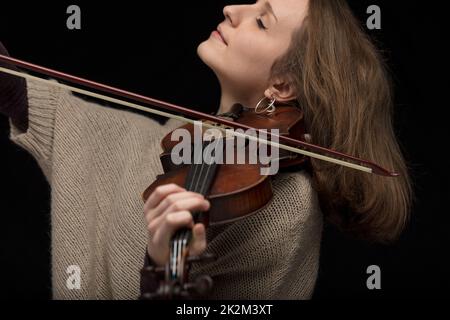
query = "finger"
xmin=146 ymin=196 xmax=209 ymax=235
xmin=153 ymin=211 xmax=194 ymax=247
xmin=144 ymin=183 xmax=184 ymax=213
xmin=148 ymin=191 xmax=205 ymax=222
xmin=159 ymin=197 xmax=210 ymax=219
xmin=147 ymin=216 xmax=163 ymax=237
xmin=150 ymin=196 xmax=209 ymax=240
xmin=189 ymin=223 xmax=207 ymax=257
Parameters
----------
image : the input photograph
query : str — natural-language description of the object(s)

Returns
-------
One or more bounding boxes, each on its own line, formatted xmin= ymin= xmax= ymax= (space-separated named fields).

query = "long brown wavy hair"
xmin=271 ymin=0 xmax=413 ymax=243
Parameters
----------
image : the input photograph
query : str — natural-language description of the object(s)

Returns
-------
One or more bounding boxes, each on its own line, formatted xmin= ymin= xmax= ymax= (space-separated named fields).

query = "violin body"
xmin=142 ymin=105 xmax=308 ymax=226
xmin=143 ymin=162 xmax=273 ymax=226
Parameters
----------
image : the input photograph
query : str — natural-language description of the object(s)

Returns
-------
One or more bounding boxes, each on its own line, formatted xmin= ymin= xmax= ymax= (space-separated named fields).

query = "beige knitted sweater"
xmin=8 ymin=77 xmax=323 ymax=300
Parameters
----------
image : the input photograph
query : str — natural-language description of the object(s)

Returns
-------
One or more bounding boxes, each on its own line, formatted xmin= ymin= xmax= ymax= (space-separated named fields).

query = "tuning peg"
xmin=184 ymin=275 xmax=214 ymax=297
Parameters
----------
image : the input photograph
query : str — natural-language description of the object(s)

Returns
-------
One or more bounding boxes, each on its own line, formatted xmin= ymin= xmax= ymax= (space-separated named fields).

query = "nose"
xmin=223 ymin=5 xmax=237 ymax=27
xmin=223 ymin=4 xmax=254 ymax=27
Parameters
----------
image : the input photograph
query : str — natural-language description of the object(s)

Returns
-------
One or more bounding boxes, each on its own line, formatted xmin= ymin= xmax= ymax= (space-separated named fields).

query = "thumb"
xmin=189 ymin=223 xmax=207 ymax=256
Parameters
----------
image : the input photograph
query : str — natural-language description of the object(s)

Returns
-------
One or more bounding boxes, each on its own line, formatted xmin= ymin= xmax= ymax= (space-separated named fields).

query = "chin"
xmin=197 ymin=39 xmax=226 ymax=73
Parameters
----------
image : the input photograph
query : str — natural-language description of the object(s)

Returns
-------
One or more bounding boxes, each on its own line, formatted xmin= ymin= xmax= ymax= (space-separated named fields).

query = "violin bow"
xmin=0 ymin=54 xmax=399 ymax=177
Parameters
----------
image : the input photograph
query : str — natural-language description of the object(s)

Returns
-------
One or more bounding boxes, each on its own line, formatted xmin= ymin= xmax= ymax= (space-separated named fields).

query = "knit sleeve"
xmin=189 ymin=171 xmax=323 ymax=300
xmin=8 ymin=78 xmax=62 ymax=179
xmin=0 ymin=42 xmax=29 ymax=132
xmin=8 ymin=77 xmax=168 ymax=182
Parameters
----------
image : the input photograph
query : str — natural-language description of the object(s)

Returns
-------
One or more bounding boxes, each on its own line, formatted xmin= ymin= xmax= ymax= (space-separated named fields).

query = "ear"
xmin=264 ymin=78 xmax=297 ymax=103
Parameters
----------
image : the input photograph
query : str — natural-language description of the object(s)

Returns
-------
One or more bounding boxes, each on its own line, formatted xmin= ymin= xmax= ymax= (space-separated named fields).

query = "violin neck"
xmin=167 ymin=140 xmax=221 ymax=285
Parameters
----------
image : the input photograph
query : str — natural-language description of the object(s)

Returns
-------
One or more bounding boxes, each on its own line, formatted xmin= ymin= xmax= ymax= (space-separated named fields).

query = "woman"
xmin=0 ymin=0 xmax=412 ymax=299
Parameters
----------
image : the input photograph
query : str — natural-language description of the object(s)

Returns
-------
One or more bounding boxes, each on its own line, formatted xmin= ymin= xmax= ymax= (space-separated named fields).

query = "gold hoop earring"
xmin=255 ymin=96 xmax=276 ymax=114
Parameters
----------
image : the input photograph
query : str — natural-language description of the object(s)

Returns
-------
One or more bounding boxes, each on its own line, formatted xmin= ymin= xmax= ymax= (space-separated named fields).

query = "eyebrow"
xmin=264 ymin=1 xmax=278 ymax=22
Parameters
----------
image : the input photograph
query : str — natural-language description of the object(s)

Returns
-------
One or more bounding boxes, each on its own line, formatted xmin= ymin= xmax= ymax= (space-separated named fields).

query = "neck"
xmin=218 ymin=91 xmax=238 ymax=115
xmin=217 ymin=85 xmax=261 ymax=115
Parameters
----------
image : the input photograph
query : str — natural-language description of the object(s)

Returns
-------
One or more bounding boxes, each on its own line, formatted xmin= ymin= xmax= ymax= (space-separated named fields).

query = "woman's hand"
xmin=143 ymin=183 xmax=210 ymax=267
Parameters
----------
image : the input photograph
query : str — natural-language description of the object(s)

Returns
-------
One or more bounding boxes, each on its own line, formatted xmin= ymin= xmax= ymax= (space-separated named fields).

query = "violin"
xmin=0 ymin=54 xmax=400 ymax=299
xmin=140 ymin=104 xmax=307 ymax=299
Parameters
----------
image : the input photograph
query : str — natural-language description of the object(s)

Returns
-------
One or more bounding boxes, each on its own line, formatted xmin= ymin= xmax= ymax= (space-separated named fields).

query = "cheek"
xmin=226 ymin=36 xmax=275 ymax=80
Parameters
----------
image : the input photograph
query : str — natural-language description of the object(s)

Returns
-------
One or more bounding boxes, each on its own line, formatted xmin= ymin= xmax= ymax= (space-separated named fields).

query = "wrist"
xmin=146 ymin=245 xmax=167 ymax=267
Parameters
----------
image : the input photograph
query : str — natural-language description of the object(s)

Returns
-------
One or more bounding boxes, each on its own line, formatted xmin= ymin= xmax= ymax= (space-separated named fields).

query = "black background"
xmin=0 ymin=1 xmax=448 ymax=299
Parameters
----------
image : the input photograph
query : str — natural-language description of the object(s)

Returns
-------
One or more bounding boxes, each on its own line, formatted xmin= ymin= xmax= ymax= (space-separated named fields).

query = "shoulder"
xmin=271 ymin=171 xmax=320 ymax=218
xmin=263 ymin=170 xmax=323 ymax=244
xmin=273 ymin=170 xmax=315 ymax=196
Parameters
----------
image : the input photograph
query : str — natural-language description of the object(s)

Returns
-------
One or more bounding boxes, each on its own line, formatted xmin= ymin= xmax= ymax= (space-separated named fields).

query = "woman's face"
xmin=197 ymin=0 xmax=309 ymax=105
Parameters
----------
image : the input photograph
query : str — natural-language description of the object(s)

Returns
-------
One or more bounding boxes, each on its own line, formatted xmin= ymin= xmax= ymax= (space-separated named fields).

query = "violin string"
xmin=173 ymin=235 xmax=177 ymax=280
xmin=171 ymin=141 xmax=228 ymax=285
xmin=181 ymin=229 xmax=189 ymax=281
xmin=175 ymin=233 xmax=183 ymax=281
xmin=171 ymin=151 xmax=197 ymax=280
xmin=172 ymin=234 xmax=178 ymax=280
xmin=181 ymin=229 xmax=189 ymax=282
xmin=198 ymin=143 xmax=218 ymax=196
xmin=171 ymin=235 xmax=176 ymax=280
xmin=174 ymin=140 xmax=216 ymax=282
xmin=177 ymin=228 xmax=190 ymax=281
xmin=173 ymin=152 xmax=205 ymax=281
xmin=177 ymin=233 xmax=182 ymax=280
xmin=177 ymin=231 xmax=182 ymax=280
xmin=177 ymin=232 xmax=183 ymax=280
xmin=0 ymin=66 xmax=383 ymax=175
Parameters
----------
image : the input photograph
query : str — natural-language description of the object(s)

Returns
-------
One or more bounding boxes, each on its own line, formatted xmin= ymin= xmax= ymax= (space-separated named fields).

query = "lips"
xmin=216 ymin=27 xmax=228 ymax=45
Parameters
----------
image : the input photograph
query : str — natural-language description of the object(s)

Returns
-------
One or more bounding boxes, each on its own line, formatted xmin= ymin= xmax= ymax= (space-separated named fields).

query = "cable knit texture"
xmin=8 ymin=78 xmax=323 ymax=300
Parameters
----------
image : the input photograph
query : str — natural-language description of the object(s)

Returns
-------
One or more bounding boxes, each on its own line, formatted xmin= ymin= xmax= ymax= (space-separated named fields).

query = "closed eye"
xmin=256 ymin=17 xmax=268 ymax=30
